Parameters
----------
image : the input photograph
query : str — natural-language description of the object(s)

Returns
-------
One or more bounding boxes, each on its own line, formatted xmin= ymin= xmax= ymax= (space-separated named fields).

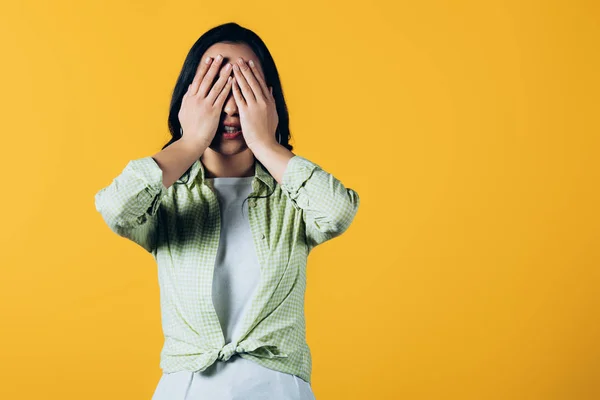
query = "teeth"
xmin=224 ymin=126 xmax=240 ymax=132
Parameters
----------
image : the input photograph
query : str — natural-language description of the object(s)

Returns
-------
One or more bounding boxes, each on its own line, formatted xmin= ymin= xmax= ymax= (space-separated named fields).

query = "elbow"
xmin=313 ymin=188 xmax=360 ymax=236
xmin=335 ymin=188 xmax=360 ymax=234
xmin=94 ymin=189 xmax=138 ymax=231
xmin=94 ymin=189 xmax=115 ymax=227
xmin=94 ymin=184 xmax=162 ymax=229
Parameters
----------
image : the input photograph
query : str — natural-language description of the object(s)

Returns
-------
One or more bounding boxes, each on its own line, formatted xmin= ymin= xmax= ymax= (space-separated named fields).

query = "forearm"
xmin=249 ymin=140 xmax=295 ymax=184
xmin=152 ymin=136 xmax=209 ymax=189
xmin=251 ymin=140 xmax=360 ymax=251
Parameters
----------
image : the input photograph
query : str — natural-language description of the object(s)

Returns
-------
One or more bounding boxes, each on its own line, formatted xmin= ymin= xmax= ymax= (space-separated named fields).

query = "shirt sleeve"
xmin=94 ymin=156 xmax=169 ymax=254
xmin=281 ymin=155 xmax=360 ymax=253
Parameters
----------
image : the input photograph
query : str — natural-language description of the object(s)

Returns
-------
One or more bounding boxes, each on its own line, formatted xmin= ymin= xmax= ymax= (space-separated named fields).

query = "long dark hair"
xmin=162 ymin=22 xmax=293 ymax=211
xmin=163 ymin=22 xmax=293 ymax=202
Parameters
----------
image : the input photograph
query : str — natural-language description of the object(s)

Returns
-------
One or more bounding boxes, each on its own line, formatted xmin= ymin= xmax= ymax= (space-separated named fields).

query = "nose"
xmin=217 ymin=62 xmax=238 ymax=116
xmin=223 ymin=91 xmax=238 ymax=116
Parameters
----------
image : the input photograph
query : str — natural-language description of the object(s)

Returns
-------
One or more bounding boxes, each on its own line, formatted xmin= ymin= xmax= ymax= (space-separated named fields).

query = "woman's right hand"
xmin=178 ymin=54 xmax=233 ymax=147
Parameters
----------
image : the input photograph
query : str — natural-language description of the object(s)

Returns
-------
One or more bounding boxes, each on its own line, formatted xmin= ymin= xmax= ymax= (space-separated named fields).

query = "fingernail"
xmin=225 ymin=63 xmax=232 ymax=70
xmin=249 ymin=60 xmax=254 ymax=67
xmin=216 ymin=54 xmax=223 ymax=61
xmin=205 ymin=56 xmax=211 ymax=64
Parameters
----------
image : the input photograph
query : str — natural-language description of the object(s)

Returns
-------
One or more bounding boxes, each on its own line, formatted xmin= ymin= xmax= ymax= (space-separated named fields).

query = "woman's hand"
xmin=231 ymin=57 xmax=279 ymax=150
xmin=179 ymin=54 xmax=233 ymax=147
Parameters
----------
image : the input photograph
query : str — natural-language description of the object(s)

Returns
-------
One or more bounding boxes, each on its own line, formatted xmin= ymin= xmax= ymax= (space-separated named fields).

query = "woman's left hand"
xmin=231 ymin=58 xmax=279 ymax=150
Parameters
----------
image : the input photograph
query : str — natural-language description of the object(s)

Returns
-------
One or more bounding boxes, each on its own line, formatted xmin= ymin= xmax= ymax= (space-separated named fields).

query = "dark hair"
xmin=162 ymin=22 xmax=293 ymax=215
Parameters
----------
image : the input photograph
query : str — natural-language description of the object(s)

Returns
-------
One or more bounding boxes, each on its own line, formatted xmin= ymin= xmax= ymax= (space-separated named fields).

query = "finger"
xmin=231 ymin=77 xmax=246 ymax=107
xmin=238 ymin=59 xmax=265 ymax=101
xmin=233 ymin=60 xmax=255 ymax=102
xmin=198 ymin=54 xmax=225 ymax=98
xmin=249 ymin=60 xmax=270 ymax=99
xmin=190 ymin=56 xmax=213 ymax=96
xmin=214 ymin=76 xmax=233 ymax=107
xmin=206 ymin=63 xmax=233 ymax=105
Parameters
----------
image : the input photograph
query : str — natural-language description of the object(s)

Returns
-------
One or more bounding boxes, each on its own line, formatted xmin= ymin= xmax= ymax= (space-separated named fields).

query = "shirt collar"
xmin=178 ymin=157 xmax=275 ymax=191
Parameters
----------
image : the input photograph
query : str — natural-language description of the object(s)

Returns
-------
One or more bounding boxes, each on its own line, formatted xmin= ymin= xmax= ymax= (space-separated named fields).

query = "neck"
xmin=201 ymin=148 xmax=255 ymax=178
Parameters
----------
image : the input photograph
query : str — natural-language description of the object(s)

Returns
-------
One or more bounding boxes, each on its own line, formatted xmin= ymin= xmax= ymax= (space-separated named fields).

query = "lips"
xmin=222 ymin=130 xmax=243 ymax=139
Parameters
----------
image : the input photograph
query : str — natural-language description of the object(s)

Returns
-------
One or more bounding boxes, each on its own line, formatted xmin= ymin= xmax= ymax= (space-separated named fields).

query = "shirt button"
xmin=249 ymin=200 xmax=256 ymax=207
xmin=261 ymin=233 xmax=265 ymax=240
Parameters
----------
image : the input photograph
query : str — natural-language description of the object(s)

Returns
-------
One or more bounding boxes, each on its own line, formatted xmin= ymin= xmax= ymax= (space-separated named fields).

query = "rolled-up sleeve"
xmin=94 ymin=156 xmax=169 ymax=254
xmin=281 ymin=155 xmax=360 ymax=252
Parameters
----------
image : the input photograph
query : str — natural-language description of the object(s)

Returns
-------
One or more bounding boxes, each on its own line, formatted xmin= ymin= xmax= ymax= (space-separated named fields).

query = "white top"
xmin=152 ymin=176 xmax=316 ymax=400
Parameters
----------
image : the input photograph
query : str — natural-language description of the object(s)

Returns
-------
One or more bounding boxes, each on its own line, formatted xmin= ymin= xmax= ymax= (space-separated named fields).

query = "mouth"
xmin=219 ymin=125 xmax=243 ymax=139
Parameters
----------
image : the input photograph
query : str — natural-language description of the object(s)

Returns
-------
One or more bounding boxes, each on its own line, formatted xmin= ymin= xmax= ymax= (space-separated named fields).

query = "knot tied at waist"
xmin=217 ymin=341 xmax=243 ymax=362
xmin=197 ymin=337 xmax=289 ymax=371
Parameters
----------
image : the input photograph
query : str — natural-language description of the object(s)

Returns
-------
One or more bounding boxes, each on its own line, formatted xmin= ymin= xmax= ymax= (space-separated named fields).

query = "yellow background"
xmin=0 ymin=0 xmax=598 ymax=399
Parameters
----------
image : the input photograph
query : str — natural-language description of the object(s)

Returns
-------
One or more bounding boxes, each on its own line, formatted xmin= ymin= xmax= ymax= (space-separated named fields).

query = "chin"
xmin=209 ymin=141 xmax=248 ymax=155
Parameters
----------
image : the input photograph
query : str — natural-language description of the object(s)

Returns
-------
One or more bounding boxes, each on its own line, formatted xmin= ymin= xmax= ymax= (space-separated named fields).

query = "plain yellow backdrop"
xmin=0 ymin=0 xmax=598 ymax=399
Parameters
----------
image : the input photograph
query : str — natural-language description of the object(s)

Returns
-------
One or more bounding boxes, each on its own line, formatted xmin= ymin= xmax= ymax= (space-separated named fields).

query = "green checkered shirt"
xmin=94 ymin=154 xmax=360 ymax=384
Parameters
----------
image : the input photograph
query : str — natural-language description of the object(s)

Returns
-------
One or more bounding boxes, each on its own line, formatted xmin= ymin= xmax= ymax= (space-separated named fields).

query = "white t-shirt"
xmin=152 ymin=176 xmax=316 ymax=400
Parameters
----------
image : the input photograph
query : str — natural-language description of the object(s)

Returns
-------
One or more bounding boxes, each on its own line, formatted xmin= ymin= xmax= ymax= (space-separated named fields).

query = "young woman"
xmin=94 ymin=22 xmax=360 ymax=399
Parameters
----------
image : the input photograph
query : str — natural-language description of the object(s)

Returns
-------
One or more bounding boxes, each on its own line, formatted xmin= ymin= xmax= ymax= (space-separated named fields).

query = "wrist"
xmin=248 ymin=138 xmax=279 ymax=153
xmin=179 ymin=135 xmax=211 ymax=156
xmin=250 ymin=139 xmax=292 ymax=164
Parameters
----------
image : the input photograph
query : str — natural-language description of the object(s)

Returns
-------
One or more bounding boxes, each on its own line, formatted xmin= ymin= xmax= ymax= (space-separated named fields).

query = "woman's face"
xmin=200 ymin=42 xmax=266 ymax=156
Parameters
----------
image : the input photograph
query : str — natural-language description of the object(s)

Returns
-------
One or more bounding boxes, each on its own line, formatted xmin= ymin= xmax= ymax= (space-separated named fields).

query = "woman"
xmin=94 ymin=22 xmax=360 ymax=399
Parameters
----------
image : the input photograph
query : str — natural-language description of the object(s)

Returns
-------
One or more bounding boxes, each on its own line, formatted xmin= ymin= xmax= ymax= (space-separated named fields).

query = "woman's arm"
xmin=94 ymin=137 xmax=208 ymax=253
xmin=229 ymin=58 xmax=360 ymax=251
xmin=252 ymin=142 xmax=361 ymax=252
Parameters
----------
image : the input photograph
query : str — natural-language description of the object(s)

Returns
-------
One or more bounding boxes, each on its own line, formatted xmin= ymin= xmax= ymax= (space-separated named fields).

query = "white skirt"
xmin=151 ymin=353 xmax=316 ymax=400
